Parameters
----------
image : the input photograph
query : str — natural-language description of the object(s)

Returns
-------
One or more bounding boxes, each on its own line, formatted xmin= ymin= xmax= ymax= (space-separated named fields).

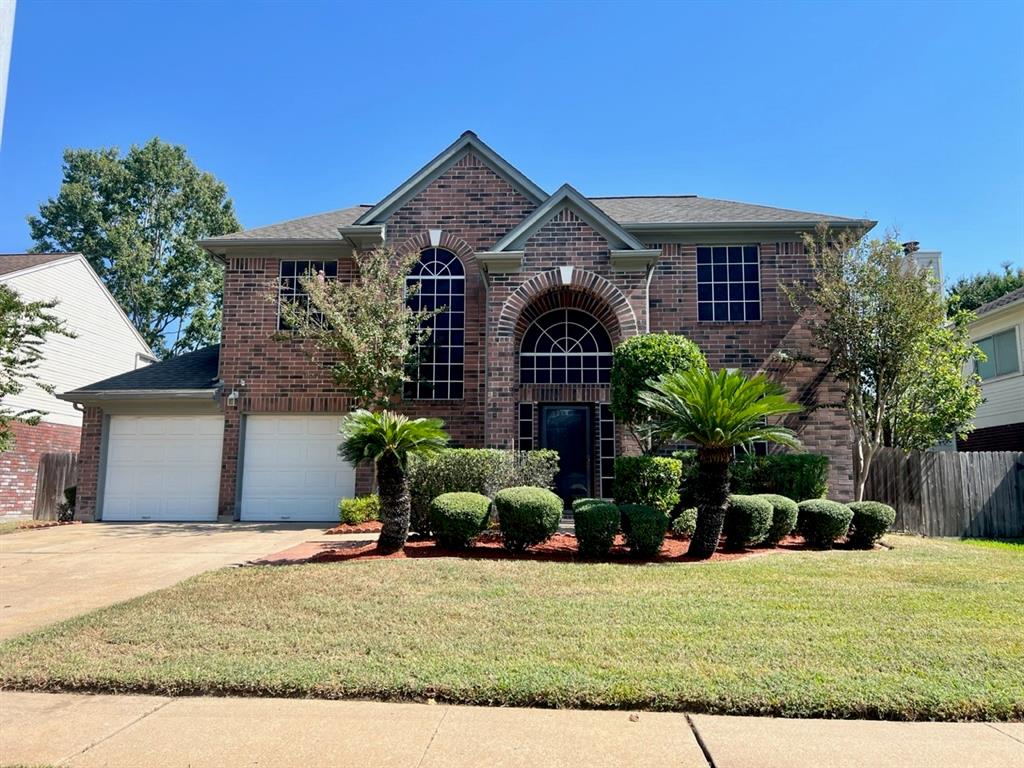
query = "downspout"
xmin=481 ymin=264 xmax=491 ymax=447
xmin=644 ymin=262 xmax=656 ymax=333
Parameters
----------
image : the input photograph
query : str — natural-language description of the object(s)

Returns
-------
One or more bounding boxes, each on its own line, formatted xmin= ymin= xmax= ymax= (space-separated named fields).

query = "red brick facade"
xmin=0 ymin=420 xmax=81 ymax=515
xmin=72 ymin=143 xmax=858 ymax=520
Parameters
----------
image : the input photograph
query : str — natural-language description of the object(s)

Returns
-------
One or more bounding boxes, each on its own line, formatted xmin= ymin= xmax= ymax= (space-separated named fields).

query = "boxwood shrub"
xmin=722 ymin=494 xmax=773 ymax=550
xmin=430 ymin=492 xmax=492 ymax=549
xmin=408 ymin=449 xmax=559 ymax=535
xmin=797 ymin=499 xmax=854 ymax=549
xmin=613 ymin=456 xmax=682 ymax=515
xmin=620 ymin=503 xmax=669 ymax=558
xmin=675 ymin=451 xmax=830 ymax=506
xmin=671 ymin=506 xmax=697 ymax=537
xmin=756 ymin=493 xmax=800 ymax=546
xmin=494 ymin=486 xmax=563 ymax=552
xmin=847 ymin=501 xmax=896 ymax=549
xmin=338 ymin=494 xmax=380 ymax=525
xmin=572 ymin=498 xmax=620 ymax=559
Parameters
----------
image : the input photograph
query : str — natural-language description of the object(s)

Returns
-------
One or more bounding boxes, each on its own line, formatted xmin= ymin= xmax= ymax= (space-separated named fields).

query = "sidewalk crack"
xmin=985 ymin=722 xmax=1024 ymax=746
xmin=57 ymin=696 xmax=173 ymax=765
xmin=685 ymin=714 xmax=717 ymax=768
xmin=415 ymin=705 xmax=449 ymax=768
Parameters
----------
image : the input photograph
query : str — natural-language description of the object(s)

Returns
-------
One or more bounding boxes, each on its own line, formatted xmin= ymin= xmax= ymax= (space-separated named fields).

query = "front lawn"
xmin=1 ymin=536 xmax=1020 ymax=720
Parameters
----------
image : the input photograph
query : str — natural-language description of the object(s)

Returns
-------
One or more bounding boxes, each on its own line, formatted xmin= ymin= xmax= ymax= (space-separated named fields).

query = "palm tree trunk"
xmin=688 ymin=447 xmax=732 ymax=559
xmin=376 ymin=452 xmax=410 ymax=553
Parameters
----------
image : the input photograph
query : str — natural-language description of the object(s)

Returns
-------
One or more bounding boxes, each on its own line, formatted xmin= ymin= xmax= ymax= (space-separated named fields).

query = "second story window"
xmin=976 ymin=328 xmax=1020 ymax=380
xmin=405 ymin=248 xmax=465 ymax=400
xmin=278 ymin=260 xmax=337 ymax=330
xmin=696 ymin=245 xmax=761 ymax=322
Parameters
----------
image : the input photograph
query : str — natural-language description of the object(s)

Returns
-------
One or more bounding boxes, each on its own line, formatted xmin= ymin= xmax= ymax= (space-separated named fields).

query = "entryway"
xmin=539 ymin=404 xmax=591 ymax=506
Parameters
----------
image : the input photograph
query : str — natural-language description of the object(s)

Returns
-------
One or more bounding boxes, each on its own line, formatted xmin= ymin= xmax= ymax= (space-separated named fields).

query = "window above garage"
xmin=278 ymin=260 xmax=338 ymax=330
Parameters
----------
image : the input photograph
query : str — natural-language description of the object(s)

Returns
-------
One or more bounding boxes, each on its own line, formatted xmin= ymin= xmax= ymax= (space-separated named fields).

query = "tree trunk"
xmin=687 ymin=447 xmax=732 ymax=559
xmin=376 ymin=452 xmax=410 ymax=553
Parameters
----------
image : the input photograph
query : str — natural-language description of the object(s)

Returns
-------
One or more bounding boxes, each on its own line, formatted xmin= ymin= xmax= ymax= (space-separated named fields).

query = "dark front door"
xmin=539 ymin=405 xmax=591 ymax=507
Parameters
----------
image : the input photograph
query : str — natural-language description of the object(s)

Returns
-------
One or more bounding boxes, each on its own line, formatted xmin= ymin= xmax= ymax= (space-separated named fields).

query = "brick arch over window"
xmin=393 ymin=231 xmax=479 ymax=275
xmin=498 ymin=268 xmax=638 ymax=342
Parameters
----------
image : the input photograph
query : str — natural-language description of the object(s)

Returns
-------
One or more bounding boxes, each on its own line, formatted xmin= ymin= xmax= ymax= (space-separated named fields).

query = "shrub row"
xmin=338 ymin=494 xmax=380 ymax=525
xmin=796 ymin=499 xmax=895 ymax=549
xmin=675 ymin=451 xmax=830 ymax=505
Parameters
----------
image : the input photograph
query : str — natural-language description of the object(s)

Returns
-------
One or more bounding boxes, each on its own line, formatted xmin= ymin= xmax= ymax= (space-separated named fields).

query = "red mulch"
xmin=8 ymin=520 xmax=82 ymax=532
xmin=255 ymin=532 xmax=813 ymax=566
xmin=325 ymin=521 xmax=383 ymax=535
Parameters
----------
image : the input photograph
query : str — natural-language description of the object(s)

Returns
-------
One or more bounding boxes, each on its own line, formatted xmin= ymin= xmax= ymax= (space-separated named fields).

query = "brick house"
xmin=62 ymin=132 xmax=873 ymax=522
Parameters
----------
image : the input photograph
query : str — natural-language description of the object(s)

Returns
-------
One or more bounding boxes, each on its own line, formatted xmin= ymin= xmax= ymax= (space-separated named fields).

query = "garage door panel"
xmin=241 ymin=415 xmax=354 ymax=521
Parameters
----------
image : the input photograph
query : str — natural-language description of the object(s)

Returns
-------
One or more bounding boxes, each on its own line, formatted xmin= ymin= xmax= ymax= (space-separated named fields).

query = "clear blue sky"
xmin=1 ymin=0 xmax=1021 ymax=284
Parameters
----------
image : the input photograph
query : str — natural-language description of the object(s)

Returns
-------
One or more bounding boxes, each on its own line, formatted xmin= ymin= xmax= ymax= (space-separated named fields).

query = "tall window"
xmin=405 ymin=248 xmax=465 ymax=400
xmin=976 ymin=328 xmax=1020 ymax=380
xmin=696 ymin=245 xmax=761 ymax=322
xmin=278 ymin=260 xmax=337 ymax=330
xmin=520 ymin=309 xmax=613 ymax=385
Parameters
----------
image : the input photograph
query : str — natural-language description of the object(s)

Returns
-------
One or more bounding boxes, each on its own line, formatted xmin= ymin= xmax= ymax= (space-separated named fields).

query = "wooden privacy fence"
xmin=32 ymin=452 xmax=78 ymax=521
xmin=864 ymin=447 xmax=1024 ymax=538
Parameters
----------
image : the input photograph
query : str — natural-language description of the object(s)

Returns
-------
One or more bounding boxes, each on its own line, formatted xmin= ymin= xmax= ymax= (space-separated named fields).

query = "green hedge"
xmin=756 ymin=493 xmax=800 ymax=546
xmin=671 ymin=507 xmax=697 ymax=537
xmin=494 ymin=486 xmax=563 ymax=552
xmin=614 ymin=456 xmax=682 ymax=515
xmin=797 ymin=499 xmax=853 ymax=549
xmin=675 ymin=451 xmax=829 ymax=505
xmin=572 ymin=498 xmax=621 ymax=559
xmin=430 ymin=492 xmax=492 ymax=549
xmin=847 ymin=501 xmax=896 ymax=549
xmin=338 ymin=495 xmax=380 ymax=525
xmin=620 ymin=503 xmax=669 ymax=558
xmin=409 ymin=449 xmax=559 ymax=534
xmin=722 ymin=494 xmax=773 ymax=550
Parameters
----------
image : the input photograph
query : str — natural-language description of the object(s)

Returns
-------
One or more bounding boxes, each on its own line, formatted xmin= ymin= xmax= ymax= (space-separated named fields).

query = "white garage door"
xmin=103 ymin=415 xmax=224 ymax=521
xmin=240 ymin=414 xmax=355 ymax=521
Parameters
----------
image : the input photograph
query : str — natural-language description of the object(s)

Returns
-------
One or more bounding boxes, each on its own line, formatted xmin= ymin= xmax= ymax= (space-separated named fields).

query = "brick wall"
xmin=73 ymin=407 xmax=103 ymax=521
xmin=0 ymin=420 xmax=82 ymax=515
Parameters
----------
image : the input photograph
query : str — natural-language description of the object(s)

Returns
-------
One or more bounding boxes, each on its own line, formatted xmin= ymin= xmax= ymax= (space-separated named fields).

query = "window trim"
xmin=975 ymin=326 xmax=1021 ymax=382
xmin=695 ymin=244 xmax=762 ymax=323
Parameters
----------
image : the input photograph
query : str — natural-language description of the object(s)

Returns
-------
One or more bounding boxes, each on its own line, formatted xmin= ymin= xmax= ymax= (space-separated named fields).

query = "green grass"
xmin=962 ymin=538 xmax=1024 ymax=552
xmin=1 ymin=536 xmax=1021 ymax=720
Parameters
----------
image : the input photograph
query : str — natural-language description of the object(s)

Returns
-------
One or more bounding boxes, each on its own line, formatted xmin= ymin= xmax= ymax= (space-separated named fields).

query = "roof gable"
xmin=354 ymin=131 xmax=547 ymax=225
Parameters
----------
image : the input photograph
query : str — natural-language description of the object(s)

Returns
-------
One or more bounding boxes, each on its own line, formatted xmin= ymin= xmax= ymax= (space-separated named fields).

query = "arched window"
xmin=520 ymin=308 xmax=613 ymax=385
xmin=405 ymin=248 xmax=465 ymax=399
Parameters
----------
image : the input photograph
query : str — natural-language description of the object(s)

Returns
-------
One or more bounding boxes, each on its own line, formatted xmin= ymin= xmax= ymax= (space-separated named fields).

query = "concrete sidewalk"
xmin=1 ymin=692 xmax=1021 ymax=768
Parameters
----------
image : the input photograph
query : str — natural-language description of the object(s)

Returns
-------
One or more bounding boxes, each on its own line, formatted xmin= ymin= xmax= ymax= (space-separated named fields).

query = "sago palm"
xmin=638 ymin=368 xmax=802 ymax=559
xmin=339 ymin=410 xmax=449 ymax=552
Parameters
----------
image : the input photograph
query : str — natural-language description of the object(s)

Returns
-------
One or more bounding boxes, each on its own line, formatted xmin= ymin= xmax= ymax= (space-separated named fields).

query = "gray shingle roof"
xmin=0 ymin=253 xmax=76 ymax=276
xmin=64 ymin=345 xmax=220 ymax=395
xmin=975 ymin=286 xmax=1024 ymax=317
xmin=200 ymin=205 xmax=371 ymax=243
xmin=589 ymin=196 xmax=867 ymax=226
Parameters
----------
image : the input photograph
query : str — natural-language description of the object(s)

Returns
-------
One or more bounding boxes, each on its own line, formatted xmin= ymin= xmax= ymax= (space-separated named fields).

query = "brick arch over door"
xmin=497 ymin=268 xmax=639 ymax=342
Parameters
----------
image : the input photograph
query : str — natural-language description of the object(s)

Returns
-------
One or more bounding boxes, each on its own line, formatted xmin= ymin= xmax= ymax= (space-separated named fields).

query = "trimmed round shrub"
xmin=847 ymin=501 xmax=896 ymax=549
xmin=338 ymin=494 xmax=380 ymax=525
xmin=757 ymin=493 xmax=800 ymax=546
xmin=613 ymin=456 xmax=682 ymax=515
xmin=573 ymin=499 xmax=620 ymax=559
xmin=430 ymin=492 xmax=492 ymax=549
xmin=610 ymin=332 xmax=708 ymax=427
xmin=620 ymin=503 xmax=669 ymax=558
xmin=722 ymin=494 xmax=773 ymax=550
xmin=495 ymin=486 xmax=563 ymax=552
xmin=671 ymin=507 xmax=697 ymax=537
xmin=797 ymin=499 xmax=854 ymax=549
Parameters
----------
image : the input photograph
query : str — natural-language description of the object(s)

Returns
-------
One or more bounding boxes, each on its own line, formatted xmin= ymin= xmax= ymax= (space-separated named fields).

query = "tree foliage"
xmin=279 ymin=246 xmax=438 ymax=409
xmin=788 ymin=225 xmax=982 ymax=499
xmin=28 ymin=138 xmax=239 ymax=358
xmin=0 ymin=285 xmax=73 ymax=452
xmin=947 ymin=262 xmax=1024 ymax=316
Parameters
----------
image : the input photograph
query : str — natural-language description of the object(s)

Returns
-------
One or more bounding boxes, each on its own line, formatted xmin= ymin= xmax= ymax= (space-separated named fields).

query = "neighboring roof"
xmin=60 ymin=345 xmax=220 ymax=400
xmin=975 ymin=286 xmax=1024 ymax=317
xmin=354 ymin=131 xmax=548 ymax=225
xmin=199 ymin=205 xmax=370 ymax=245
xmin=590 ymin=196 xmax=872 ymax=228
xmin=0 ymin=252 xmax=76 ymax=276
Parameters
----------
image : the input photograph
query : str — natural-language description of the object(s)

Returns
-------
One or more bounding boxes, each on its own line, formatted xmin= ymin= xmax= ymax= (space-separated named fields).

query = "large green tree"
xmin=28 ymin=138 xmax=239 ymax=358
xmin=947 ymin=262 xmax=1024 ymax=316
xmin=0 ymin=285 xmax=72 ymax=452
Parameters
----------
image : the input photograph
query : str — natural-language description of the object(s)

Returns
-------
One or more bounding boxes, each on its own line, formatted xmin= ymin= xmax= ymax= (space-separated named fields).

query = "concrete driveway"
xmin=0 ymin=522 xmax=328 ymax=640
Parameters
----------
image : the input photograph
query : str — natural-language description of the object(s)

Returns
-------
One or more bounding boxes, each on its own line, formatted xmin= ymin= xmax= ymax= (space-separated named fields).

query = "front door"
xmin=539 ymin=405 xmax=591 ymax=507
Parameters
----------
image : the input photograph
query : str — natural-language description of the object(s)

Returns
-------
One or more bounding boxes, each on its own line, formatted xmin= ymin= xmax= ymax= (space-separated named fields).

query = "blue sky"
xmin=1 ymin=0 xmax=1021 ymax=284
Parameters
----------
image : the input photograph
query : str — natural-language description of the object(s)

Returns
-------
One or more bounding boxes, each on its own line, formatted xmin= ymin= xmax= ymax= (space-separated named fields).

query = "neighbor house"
xmin=0 ymin=253 xmax=154 ymax=514
xmin=957 ymin=285 xmax=1024 ymax=451
xmin=60 ymin=132 xmax=874 ymax=522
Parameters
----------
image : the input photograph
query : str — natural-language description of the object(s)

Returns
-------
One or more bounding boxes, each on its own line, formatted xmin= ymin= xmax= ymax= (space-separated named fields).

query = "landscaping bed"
xmin=1 ymin=536 xmax=1020 ymax=721
xmin=0 ymin=520 xmax=81 ymax=536
xmin=324 ymin=521 xmax=383 ymax=535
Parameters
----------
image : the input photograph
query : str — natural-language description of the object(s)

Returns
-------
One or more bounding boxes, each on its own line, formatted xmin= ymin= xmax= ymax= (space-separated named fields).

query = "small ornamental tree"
xmin=278 ymin=246 xmax=439 ymax=409
xmin=0 ymin=285 xmax=73 ymax=451
xmin=610 ymin=332 xmax=707 ymax=452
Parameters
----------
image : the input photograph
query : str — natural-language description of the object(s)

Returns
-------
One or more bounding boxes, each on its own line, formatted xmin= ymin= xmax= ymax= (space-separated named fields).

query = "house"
xmin=61 ymin=132 xmax=874 ymax=522
xmin=0 ymin=253 xmax=154 ymax=515
xmin=957 ymin=286 xmax=1024 ymax=451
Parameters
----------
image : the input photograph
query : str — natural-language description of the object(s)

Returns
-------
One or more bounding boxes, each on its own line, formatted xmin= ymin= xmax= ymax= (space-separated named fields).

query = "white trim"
xmin=428 ymin=229 xmax=442 ymax=247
